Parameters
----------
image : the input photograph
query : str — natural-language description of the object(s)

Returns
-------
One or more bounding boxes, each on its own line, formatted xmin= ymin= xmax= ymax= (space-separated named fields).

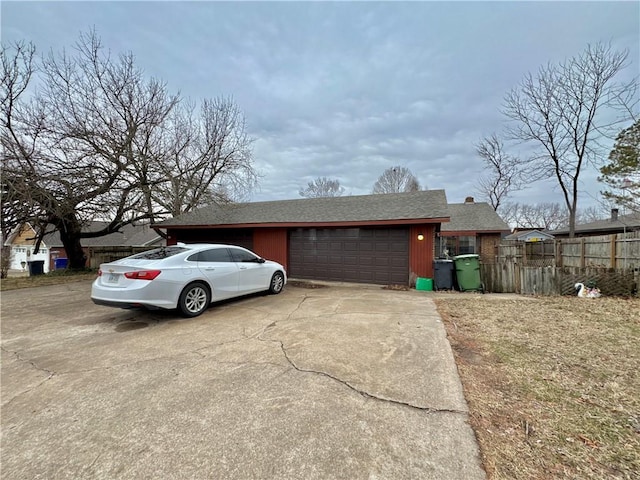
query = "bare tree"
xmin=1 ymin=40 xmax=35 ymax=276
xmin=2 ymin=32 xmax=258 ymax=269
xmin=577 ymin=205 xmax=609 ymax=223
xmin=299 ymin=177 xmax=344 ymax=198
xmin=2 ymin=32 xmax=178 ymax=268
xmin=475 ymin=134 xmax=522 ymax=210
xmin=499 ymin=202 xmax=568 ymax=230
xmin=150 ymin=97 xmax=257 ymax=218
xmin=499 ymin=201 xmax=610 ymax=230
xmin=503 ymin=42 xmax=637 ymax=237
xmin=372 ymin=166 xmax=420 ymax=194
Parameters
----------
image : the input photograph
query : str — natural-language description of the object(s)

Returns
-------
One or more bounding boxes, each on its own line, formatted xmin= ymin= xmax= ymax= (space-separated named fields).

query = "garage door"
xmin=289 ymin=227 xmax=409 ymax=285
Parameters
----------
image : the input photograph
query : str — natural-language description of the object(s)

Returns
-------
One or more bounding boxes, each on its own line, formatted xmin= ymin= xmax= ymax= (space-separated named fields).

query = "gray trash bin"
xmin=433 ymin=259 xmax=454 ymax=290
xmin=27 ymin=260 xmax=45 ymax=276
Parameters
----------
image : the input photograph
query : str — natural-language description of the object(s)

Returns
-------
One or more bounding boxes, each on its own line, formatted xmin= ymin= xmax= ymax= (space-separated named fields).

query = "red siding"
xmin=409 ymin=225 xmax=435 ymax=279
xmin=168 ymin=224 xmax=435 ymax=285
xmin=166 ymin=230 xmax=178 ymax=246
xmin=253 ymin=228 xmax=288 ymax=271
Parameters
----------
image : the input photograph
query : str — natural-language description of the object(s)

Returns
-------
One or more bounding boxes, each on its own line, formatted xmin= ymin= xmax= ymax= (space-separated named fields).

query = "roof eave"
xmin=155 ymin=217 xmax=451 ymax=230
xmin=554 ymin=225 xmax=640 ymax=235
xmin=440 ymin=229 xmax=511 ymax=236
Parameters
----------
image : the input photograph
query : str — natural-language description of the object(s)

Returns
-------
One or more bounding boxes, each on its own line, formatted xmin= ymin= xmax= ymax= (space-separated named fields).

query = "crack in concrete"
xmin=254 ymin=295 xmax=465 ymax=414
xmin=255 ymin=337 xmax=465 ymax=416
xmin=1 ymin=346 xmax=56 ymax=408
xmin=4 ymin=291 xmax=459 ymax=417
xmin=1 ymin=346 xmax=55 ymax=379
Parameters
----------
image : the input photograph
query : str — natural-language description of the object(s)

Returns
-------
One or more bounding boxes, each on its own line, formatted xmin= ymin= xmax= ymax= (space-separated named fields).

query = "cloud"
xmin=3 ymin=1 xmax=638 ymax=210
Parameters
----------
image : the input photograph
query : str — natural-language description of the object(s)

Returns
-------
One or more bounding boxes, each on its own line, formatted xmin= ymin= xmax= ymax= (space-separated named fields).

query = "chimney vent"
xmin=611 ymin=208 xmax=619 ymax=221
xmin=464 ymin=196 xmax=474 ymax=204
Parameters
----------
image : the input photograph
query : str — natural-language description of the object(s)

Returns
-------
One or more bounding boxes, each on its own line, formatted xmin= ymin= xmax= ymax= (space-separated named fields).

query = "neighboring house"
xmin=550 ymin=209 xmax=640 ymax=238
xmin=504 ymin=229 xmax=555 ymax=242
xmin=3 ymin=222 xmax=163 ymax=272
xmin=436 ymin=197 xmax=511 ymax=264
xmin=4 ymin=223 xmax=52 ymax=272
xmin=154 ymin=190 xmax=450 ymax=285
xmin=43 ymin=222 xmax=163 ymax=268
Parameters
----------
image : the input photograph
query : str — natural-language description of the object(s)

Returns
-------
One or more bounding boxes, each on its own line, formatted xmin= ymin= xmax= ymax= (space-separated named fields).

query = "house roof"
xmin=43 ymin=222 xmax=162 ymax=247
xmin=440 ymin=202 xmax=511 ymax=233
xmin=154 ymin=190 xmax=451 ymax=228
xmin=4 ymin=223 xmax=38 ymax=246
xmin=504 ymin=229 xmax=555 ymax=241
xmin=550 ymin=211 xmax=640 ymax=235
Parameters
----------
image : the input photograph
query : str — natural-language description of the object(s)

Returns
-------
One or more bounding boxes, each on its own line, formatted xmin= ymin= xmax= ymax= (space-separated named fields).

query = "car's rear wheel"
xmin=269 ymin=272 xmax=285 ymax=294
xmin=178 ymin=282 xmax=210 ymax=317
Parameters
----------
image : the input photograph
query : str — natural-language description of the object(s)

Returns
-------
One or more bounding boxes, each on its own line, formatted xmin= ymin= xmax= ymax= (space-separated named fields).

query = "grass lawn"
xmin=0 ymin=270 xmax=97 ymax=291
xmin=435 ymin=295 xmax=640 ymax=480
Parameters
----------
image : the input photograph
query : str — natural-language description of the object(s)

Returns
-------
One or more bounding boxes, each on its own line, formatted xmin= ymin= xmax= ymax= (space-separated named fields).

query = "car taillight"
xmin=97 ymin=269 xmax=103 ymax=277
xmin=124 ymin=270 xmax=162 ymax=280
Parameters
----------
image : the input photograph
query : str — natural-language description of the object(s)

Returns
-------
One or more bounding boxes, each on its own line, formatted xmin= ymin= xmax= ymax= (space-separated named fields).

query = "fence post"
xmin=555 ymin=240 xmax=563 ymax=267
xmin=610 ymin=234 xmax=617 ymax=268
xmin=580 ymin=238 xmax=586 ymax=268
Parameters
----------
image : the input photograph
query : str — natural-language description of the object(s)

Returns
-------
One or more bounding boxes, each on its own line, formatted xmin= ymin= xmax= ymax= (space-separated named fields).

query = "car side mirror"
xmin=258 ymin=257 xmax=266 ymax=264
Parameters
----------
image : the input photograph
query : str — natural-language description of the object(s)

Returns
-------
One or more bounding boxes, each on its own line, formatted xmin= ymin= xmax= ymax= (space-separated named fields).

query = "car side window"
xmin=190 ymin=248 xmax=233 ymax=262
xmin=229 ymin=248 xmax=259 ymax=263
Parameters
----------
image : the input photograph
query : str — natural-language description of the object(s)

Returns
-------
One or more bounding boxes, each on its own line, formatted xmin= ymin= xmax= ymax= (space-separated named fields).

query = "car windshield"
xmin=129 ymin=246 xmax=188 ymax=260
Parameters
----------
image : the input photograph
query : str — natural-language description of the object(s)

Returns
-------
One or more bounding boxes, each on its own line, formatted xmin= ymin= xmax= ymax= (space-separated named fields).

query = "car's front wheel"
xmin=178 ymin=282 xmax=210 ymax=317
xmin=269 ymin=272 xmax=285 ymax=294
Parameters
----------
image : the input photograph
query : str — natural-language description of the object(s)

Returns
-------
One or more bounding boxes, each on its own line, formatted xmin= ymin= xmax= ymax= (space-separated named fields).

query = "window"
xmin=130 ymin=246 xmax=187 ymax=260
xmin=436 ymin=235 xmax=477 ymax=257
xmin=229 ymin=248 xmax=259 ymax=263
xmin=458 ymin=236 xmax=476 ymax=255
xmin=189 ymin=248 xmax=233 ymax=262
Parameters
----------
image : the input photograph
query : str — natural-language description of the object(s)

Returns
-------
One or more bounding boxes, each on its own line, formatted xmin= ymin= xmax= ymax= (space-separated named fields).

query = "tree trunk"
xmin=568 ymin=208 xmax=576 ymax=238
xmin=56 ymin=220 xmax=87 ymax=270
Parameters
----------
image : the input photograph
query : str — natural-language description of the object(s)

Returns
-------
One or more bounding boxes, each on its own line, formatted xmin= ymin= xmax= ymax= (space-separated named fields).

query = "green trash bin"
xmin=453 ymin=254 xmax=484 ymax=292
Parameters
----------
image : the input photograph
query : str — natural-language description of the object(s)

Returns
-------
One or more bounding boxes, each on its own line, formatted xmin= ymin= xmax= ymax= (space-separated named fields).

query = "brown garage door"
xmin=289 ymin=227 xmax=409 ymax=284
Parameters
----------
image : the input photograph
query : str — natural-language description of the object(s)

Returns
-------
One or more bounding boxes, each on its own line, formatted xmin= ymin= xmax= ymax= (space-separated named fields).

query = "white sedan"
xmin=91 ymin=243 xmax=287 ymax=317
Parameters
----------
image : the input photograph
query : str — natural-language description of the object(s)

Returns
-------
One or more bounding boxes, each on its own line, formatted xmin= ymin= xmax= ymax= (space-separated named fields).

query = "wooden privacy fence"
xmin=482 ymin=231 xmax=640 ymax=296
xmin=482 ymin=263 xmax=639 ymax=297
xmin=86 ymin=246 xmax=155 ymax=269
xmin=494 ymin=231 xmax=640 ymax=269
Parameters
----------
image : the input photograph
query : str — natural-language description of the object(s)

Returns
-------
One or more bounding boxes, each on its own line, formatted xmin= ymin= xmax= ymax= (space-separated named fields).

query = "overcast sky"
xmin=2 ymin=1 xmax=639 ymax=211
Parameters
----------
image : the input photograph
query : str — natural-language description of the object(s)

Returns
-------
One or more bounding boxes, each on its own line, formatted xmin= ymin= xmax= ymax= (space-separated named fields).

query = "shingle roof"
xmin=550 ymin=212 xmax=640 ymax=235
xmin=440 ymin=202 xmax=511 ymax=233
xmin=155 ymin=190 xmax=450 ymax=227
xmin=504 ymin=229 xmax=555 ymax=241
xmin=43 ymin=222 xmax=162 ymax=247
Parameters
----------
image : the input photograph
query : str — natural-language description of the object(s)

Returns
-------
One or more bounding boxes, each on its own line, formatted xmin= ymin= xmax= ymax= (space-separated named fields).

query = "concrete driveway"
xmin=1 ymin=280 xmax=485 ymax=479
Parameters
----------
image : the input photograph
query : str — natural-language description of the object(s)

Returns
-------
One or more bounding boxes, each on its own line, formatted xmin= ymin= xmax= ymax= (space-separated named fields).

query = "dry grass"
xmin=435 ymin=295 xmax=640 ymax=480
xmin=0 ymin=271 xmax=97 ymax=291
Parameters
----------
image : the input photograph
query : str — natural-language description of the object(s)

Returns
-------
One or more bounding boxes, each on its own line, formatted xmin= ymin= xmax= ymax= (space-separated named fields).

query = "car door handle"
xmin=239 ymin=266 xmax=247 ymax=270
xmin=205 ymin=267 xmax=215 ymax=271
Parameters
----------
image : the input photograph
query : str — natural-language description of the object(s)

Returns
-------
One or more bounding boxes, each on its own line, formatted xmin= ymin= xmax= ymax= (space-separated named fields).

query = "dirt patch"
xmin=435 ymin=295 xmax=640 ymax=480
xmin=382 ymin=284 xmax=412 ymax=291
